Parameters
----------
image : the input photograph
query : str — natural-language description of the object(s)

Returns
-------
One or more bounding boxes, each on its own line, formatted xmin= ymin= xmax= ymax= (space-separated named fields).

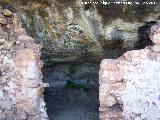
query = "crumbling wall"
xmin=99 ymin=23 xmax=160 ymax=120
xmin=0 ymin=6 xmax=48 ymax=120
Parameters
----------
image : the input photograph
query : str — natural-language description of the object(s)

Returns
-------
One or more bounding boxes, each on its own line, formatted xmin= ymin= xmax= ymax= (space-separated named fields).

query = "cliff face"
xmin=0 ymin=7 xmax=48 ymax=119
xmin=99 ymin=23 xmax=160 ymax=120
xmin=0 ymin=0 xmax=159 ymax=63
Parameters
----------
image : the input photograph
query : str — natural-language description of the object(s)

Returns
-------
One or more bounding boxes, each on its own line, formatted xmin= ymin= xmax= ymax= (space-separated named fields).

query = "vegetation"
xmin=65 ymin=81 xmax=89 ymax=92
xmin=68 ymin=64 xmax=76 ymax=75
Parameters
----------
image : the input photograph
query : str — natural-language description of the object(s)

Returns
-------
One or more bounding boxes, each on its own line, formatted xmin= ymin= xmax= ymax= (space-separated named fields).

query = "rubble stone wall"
xmin=0 ymin=6 xmax=48 ymax=120
xmin=99 ymin=23 xmax=160 ymax=120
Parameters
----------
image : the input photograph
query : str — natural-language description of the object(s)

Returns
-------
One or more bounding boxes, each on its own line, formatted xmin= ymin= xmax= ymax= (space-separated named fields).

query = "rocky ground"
xmin=44 ymin=88 xmax=99 ymax=120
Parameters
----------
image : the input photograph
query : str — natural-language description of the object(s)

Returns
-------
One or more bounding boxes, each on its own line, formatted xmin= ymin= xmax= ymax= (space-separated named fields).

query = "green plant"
xmin=65 ymin=81 xmax=89 ymax=92
xmin=68 ymin=64 xmax=76 ymax=75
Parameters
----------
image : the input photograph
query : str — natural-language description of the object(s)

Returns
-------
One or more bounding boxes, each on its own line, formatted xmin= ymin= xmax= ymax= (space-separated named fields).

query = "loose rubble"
xmin=0 ymin=6 xmax=48 ymax=120
xmin=99 ymin=23 xmax=160 ymax=120
xmin=3 ymin=9 xmax=12 ymax=17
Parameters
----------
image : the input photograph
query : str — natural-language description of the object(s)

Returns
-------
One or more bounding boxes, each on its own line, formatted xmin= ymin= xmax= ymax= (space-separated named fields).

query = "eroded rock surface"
xmin=0 ymin=0 xmax=159 ymax=63
xmin=0 ymin=6 xmax=48 ymax=120
xmin=99 ymin=23 xmax=160 ymax=120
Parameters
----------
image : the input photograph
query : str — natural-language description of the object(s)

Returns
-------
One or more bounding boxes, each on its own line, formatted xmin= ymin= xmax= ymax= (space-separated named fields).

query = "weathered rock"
xmin=3 ymin=9 xmax=12 ymax=17
xmin=0 ymin=13 xmax=4 ymax=18
xmin=0 ymin=38 xmax=5 ymax=49
xmin=0 ymin=6 xmax=48 ymax=120
xmin=0 ymin=17 xmax=7 ymax=24
xmin=150 ymin=24 xmax=160 ymax=45
xmin=0 ymin=0 xmax=158 ymax=63
xmin=0 ymin=5 xmax=3 ymax=13
xmin=0 ymin=38 xmax=5 ymax=43
xmin=151 ymin=45 xmax=160 ymax=52
xmin=99 ymin=23 xmax=160 ymax=120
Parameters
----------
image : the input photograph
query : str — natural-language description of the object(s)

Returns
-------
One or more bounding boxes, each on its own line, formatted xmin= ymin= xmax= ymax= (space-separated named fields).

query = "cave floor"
xmin=44 ymin=87 xmax=99 ymax=120
xmin=42 ymin=63 xmax=99 ymax=120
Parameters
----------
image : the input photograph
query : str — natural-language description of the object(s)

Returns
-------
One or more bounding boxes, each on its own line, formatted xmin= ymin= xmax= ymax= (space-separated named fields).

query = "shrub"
xmin=68 ymin=64 xmax=76 ymax=75
xmin=65 ymin=81 xmax=89 ymax=92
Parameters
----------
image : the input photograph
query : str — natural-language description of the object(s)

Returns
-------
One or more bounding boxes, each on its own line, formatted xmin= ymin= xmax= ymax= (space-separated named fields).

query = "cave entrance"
xmin=41 ymin=21 xmax=156 ymax=120
xmin=42 ymin=62 xmax=99 ymax=120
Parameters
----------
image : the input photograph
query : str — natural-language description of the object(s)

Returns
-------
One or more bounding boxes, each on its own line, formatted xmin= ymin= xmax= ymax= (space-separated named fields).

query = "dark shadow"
xmin=134 ymin=21 xmax=157 ymax=49
xmin=104 ymin=21 xmax=157 ymax=60
xmin=42 ymin=63 xmax=99 ymax=120
xmin=104 ymin=27 xmax=127 ymax=59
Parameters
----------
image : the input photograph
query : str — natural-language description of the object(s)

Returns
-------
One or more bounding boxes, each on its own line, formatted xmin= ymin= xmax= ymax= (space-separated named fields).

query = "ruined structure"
xmin=99 ymin=23 xmax=160 ymax=119
xmin=0 ymin=7 xmax=48 ymax=119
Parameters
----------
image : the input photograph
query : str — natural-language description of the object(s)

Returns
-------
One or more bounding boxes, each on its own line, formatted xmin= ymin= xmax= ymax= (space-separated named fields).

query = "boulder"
xmin=99 ymin=23 xmax=160 ymax=120
xmin=0 ymin=18 xmax=7 ymax=24
xmin=3 ymin=9 xmax=12 ymax=17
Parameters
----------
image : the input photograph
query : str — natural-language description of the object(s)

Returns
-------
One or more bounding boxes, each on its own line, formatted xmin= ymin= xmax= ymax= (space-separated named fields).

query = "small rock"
xmin=0 ymin=13 xmax=4 ymax=18
xmin=15 ymin=28 xmax=27 ymax=35
xmin=15 ymin=40 xmax=20 ymax=45
xmin=0 ymin=39 xmax=5 ymax=43
xmin=6 ymin=24 xmax=11 ymax=29
xmin=3 ymin=9 xmax=12 ymax=17
xmin=7 ymin=17 xmax=13 ymax=24
xmin=0 ymin=90 xmax=3 ymax=100
xmin=0 ymin=18 xmax=7 ymax=25
xmin=158 ymin=95 xmax=160 ymax=101
xmin=0 ymin=39 xmax=5 ymax=49
xmin=5 ymin=41 xmax=14 ymax=49
xmin=151 ymin=33 xmax=160 ymax=45
xmin=134 ymin=116 xmax=141 ymax=120
xmin=0 ymin=6 xmax=3 ymax=14
xmin=151 ymin=45 xmax=160 ymax=52
xmin=107 ymin=95 xmax=117 ymax=107
xmin=18 ymin=35 xmax=34 ymax=42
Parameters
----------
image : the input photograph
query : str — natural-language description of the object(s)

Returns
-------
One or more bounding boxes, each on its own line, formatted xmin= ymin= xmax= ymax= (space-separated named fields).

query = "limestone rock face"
xmin=0 ymin=0 xmax=159 ymax=63
xmin=99 ymin=23 xmax=160 ymax=120
xmin=0 ymin=6 xmax=48 ymax=120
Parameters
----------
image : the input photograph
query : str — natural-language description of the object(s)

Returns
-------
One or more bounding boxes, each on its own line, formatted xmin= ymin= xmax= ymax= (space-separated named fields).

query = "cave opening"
xmin=42 ymin=62 xmax=99 ymax=120
xmin=40 ymin=21 xmax=155 ymax=120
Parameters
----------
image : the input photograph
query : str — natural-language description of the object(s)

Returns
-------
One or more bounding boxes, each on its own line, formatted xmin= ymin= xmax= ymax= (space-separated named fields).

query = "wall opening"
xmin=40 ymin=21 xmax=155 ymax=119
xmin=42 ymin=62 xmax=99 ymax=120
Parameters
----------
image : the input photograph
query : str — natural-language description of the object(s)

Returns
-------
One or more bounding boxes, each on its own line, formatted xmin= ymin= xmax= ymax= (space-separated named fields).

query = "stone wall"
xmin=0 ymin=6 xmax=48 ymax=119
xmin=99 ymin=23 xmax=160 ymax=119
